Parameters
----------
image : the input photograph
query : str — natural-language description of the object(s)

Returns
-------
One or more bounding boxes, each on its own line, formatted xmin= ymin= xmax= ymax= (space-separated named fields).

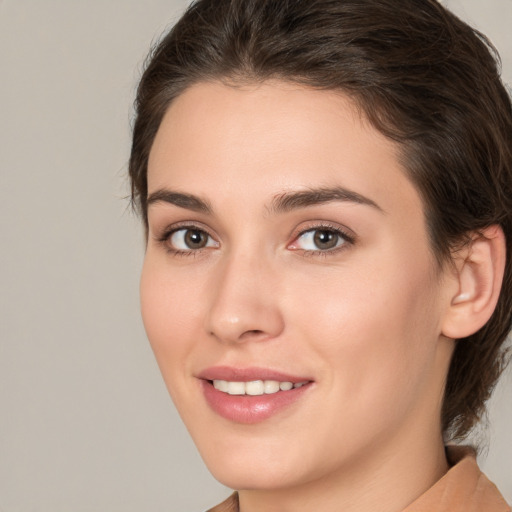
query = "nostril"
xmin=241 ymin=329 xmax=265 ymax=338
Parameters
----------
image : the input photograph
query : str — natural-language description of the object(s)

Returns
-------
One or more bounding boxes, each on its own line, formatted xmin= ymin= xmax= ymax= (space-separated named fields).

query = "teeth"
xmin=213 ymin=379 xmax=308 ymax=396
xmin=264 ymin=380 xmax=280 ymax=394
xmin=214 ymin=379 xmax=229 ymax=393
xmin=227 ymin=381 xmax=245 ymax=395
xmin=245 ymin=380 xmax=264 ymax=396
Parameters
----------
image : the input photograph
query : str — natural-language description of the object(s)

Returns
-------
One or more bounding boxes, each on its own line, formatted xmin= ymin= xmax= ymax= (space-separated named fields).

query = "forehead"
xmin=147 ymin=80 xmax=423 ymax=219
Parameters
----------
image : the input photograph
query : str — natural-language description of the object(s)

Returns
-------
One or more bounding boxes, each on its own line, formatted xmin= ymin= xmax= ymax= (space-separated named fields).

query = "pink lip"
xmin=197 ymin=366 xmax=313 ymax=424
xmin=198 ymin=366 xmax=312 ymax=383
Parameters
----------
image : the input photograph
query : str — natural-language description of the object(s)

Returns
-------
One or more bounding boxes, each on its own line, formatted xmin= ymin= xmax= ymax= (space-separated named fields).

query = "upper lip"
xmin=197 ymin=366 xmax=313 ymax=383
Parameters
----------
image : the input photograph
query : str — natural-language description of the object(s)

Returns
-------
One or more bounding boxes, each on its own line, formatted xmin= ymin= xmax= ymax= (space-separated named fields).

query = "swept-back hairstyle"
xmin=129 ymin=0 xmax=512 ymax=440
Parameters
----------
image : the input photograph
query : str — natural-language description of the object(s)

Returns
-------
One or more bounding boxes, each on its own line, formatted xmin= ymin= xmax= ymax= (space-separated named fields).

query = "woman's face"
xmin=141 ymin=81 xmax=455 ymax=491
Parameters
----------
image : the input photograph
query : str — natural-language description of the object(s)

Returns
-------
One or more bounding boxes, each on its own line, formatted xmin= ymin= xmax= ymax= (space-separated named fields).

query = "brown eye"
xmin=168 ymin=228 xmax=218 ymax=251
xmin=289 ymin=227 xmax=349 ymax=253
xmin=184 ymin=229 xmax=208 ymax=249
xmin=313 ymin=230 xmax=339 ymax=250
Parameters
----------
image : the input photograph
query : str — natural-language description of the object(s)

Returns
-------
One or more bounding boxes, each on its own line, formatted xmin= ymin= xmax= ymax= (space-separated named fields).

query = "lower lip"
xmin=201 ymin=380 xmax=312 ymax=424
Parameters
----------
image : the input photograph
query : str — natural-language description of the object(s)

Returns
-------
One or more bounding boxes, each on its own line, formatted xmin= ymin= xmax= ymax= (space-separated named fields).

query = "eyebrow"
xmin=146 ymin=185 xmax=383 ymax=216
xmin=147 ymin=189 xmax=212 ymax=214
xmin=269 ymin=186 xmax=384 ymax=214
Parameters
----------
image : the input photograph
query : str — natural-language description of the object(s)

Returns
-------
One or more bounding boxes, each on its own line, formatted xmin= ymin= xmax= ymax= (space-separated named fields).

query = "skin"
xmin=141 ymin=81 xmax=460 ymax=512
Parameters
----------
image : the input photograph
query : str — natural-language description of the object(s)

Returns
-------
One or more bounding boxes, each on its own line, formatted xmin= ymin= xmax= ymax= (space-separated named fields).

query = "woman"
xmin=129 ymin=1 xmax=512 ymax=510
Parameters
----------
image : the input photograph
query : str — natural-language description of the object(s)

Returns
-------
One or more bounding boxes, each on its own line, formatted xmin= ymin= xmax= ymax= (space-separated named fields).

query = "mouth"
xmin=198 ymin=367 xmax=313 ymax=424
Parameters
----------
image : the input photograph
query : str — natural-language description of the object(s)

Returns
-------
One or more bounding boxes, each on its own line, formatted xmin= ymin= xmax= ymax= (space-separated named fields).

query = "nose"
xmin=204 ymin=251 xmax=285 ymax=344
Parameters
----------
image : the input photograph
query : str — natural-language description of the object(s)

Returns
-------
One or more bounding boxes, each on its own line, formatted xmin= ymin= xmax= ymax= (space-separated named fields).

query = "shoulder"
xmin=403 ymin=446 xmax=510 ymax=512
xmin=205 ymin=492 xmax=239 ymax=512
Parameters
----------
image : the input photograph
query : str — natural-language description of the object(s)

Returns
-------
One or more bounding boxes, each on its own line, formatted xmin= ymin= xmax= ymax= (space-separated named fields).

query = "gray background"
xmin=0 ymin=1 xmax=510 ymax=510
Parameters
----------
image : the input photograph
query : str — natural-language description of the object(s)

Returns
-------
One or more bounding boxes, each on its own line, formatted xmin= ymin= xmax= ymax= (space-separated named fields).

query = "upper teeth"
xmin=213 ymin=380 xmax=307 ymax=396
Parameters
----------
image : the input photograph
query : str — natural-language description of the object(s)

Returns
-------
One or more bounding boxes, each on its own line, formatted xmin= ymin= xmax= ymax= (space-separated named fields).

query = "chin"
xmin=201 ymin=436 xmax=343 ymax=495
xmin=195 ymin=439 xmax=307 ymax=491
xmin=207 ymin=462 xmax=305 ymax=492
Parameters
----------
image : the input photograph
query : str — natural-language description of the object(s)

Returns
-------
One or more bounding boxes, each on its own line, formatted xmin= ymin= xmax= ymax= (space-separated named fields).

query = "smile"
xmin=212 ymin=379 xmax=309 ymax=396
xmin=198 ymin=367 xmax=314 ymax=423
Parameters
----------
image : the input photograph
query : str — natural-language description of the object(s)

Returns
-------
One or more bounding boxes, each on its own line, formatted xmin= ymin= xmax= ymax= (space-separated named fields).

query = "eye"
xmin=289 ymin=227 xmax=352 ymax=252
xmin=167 ymin=227 xmax=218 ymax=252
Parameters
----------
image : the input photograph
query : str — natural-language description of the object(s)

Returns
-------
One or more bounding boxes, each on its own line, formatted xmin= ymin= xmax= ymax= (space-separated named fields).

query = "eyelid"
xmin=152 ymin=220 xmax=215 ymax=240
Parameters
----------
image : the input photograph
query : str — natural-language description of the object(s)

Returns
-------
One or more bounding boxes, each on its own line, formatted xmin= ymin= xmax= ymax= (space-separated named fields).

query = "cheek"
xmin=139 ymin=257 xmax=214 ymax=427
xmin=289 ymin=249 xmax=440 ymax=411
xmin=140 ymin=258 xmax=202 ymax=371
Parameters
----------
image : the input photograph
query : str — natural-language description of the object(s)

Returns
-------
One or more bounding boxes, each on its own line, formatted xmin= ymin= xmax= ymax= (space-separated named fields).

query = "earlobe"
xmin=442 ymin=225 xmax=506 ymax=340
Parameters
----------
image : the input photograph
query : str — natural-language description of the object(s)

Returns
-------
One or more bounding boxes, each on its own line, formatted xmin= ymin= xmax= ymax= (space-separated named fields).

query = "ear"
xmin=441 ymin=225 xmax=506 ymax=339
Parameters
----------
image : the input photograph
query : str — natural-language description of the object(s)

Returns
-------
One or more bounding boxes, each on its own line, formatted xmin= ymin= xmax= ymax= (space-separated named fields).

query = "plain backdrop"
xmin=0 ymin=1 xmax=511 ymax=510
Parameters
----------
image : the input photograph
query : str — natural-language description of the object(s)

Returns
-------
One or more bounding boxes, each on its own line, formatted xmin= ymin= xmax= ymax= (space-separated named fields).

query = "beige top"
xmin=207 ymin=446 xmax=510 ymax=512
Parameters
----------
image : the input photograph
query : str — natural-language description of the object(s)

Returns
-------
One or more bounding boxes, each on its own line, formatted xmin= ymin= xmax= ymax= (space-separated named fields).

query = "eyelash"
xmin=155 ymin=222 xmax=356 ymax=258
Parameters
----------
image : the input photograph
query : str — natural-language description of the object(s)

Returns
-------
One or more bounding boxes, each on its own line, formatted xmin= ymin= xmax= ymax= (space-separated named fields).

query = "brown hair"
xmin=129 ymin=0 xmax=512 ymax=440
